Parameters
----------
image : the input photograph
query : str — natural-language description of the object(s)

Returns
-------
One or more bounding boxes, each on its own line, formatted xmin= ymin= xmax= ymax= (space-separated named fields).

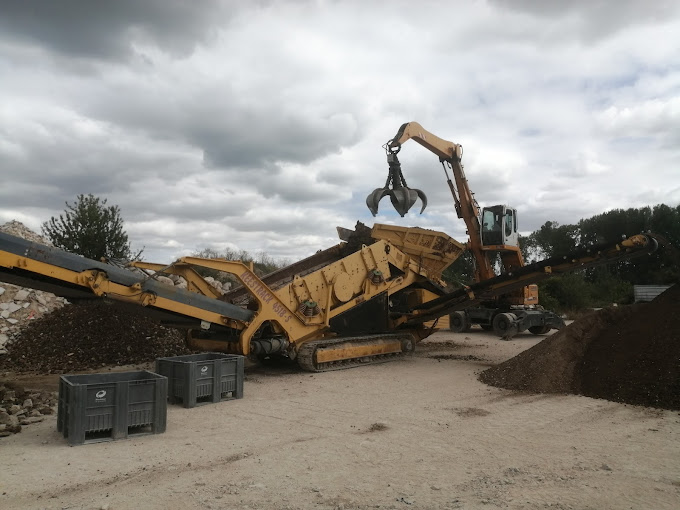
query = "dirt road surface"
xmin=2 ymin=329 xmax=679 ymax=510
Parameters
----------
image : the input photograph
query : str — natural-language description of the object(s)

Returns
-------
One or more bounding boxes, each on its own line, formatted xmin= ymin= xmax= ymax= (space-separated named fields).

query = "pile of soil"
xmin=480 ymin=285 xmax=680 ymax=410
xmin=0 ymin=300 xmax=192 ymax=374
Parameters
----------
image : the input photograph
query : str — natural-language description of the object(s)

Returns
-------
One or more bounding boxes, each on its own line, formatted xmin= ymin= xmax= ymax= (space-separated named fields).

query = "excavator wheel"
xmin=449 ymin=311 xmax=471 ymax=333
xmin=492 ymin=313 xmax=518 ymax=339
xmin=528 ymin=325 xmax=551 ymax=335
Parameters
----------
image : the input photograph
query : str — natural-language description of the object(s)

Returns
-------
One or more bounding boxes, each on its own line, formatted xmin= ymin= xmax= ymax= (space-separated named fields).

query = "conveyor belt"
xmin=0 ymin=232 xmax=254 ymax=323
xmin=405 ymin=233 xmax=661 ymax=325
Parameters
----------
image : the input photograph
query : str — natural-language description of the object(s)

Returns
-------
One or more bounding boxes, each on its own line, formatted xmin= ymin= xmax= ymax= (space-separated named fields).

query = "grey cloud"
xmin=490 ymin=0 xmax=680 ymax=41
xmin=67 ymin=72 xmax=364 ymax=173
xmin=114 ymin=188 xmax=263 ymax=225
xmin=0 ymin=126 xmax=189 ymax=212
xmin=193 ymin=112 xmax=361 ymax=169
xmin=0 ymin=0 xmax=233 ymax=60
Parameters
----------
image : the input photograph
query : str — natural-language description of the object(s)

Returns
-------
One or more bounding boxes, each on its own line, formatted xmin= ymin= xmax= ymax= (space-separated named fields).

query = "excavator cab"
xmin=481 ymin=205 xmax=519 ymax=248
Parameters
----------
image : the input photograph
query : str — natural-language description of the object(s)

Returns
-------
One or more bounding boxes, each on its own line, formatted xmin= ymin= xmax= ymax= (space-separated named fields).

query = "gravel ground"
xmin=1 ymin=329 xmax=679 ymax=510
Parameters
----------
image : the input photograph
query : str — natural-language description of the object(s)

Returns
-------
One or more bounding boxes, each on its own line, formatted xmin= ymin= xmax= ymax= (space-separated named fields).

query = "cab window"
xmin=505 ymin=209 xmax=513 ymax=236
xmin=482 ymin=210 xmax=498 ymax=232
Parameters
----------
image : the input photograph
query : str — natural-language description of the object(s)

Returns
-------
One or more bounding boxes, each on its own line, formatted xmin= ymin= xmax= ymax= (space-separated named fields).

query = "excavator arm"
xmin=367 ymin=121 xmax=496 ymax=281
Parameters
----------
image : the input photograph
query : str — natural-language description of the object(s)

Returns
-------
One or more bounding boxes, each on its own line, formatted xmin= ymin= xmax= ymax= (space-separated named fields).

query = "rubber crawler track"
xmin=296 ymin=332 xmax=416 ymax=372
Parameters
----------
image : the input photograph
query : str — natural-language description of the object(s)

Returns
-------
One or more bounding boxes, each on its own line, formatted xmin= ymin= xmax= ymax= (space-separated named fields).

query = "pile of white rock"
xmin=142 ymin=273 xmax=231 ymax=294
xmin=203 ymin=276 xmax=232 ymax=294
xmin=0 ymin=382 xmax=57 ymax=437
xmin=0 ymin=220 xmax=52 ymax=245
xmin=0 ymin=221 xmax=68 ymax=355
xmin=0 ymin=285 xmax=68 ymax=355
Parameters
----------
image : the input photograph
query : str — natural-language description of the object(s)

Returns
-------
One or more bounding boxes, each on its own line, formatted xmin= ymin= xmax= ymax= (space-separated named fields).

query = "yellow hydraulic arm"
xmin=369 ymin=121 xmax=499 ymax=281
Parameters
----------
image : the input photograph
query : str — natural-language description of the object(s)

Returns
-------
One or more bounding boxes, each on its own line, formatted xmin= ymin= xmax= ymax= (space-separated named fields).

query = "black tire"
xmin=529 ymin=325 xmax=551 ymax=335
xmin=449 ymin=311 xmax=471 ymax=333
xmin=492 ymin=313 xmax=517 ymax=338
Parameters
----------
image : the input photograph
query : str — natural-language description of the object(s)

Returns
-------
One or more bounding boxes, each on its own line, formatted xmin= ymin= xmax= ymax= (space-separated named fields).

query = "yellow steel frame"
xmin=131 ymin=261 xmax=222 ymax=298
xmin=0 ymin=251 xmax=239 ymax=328
xmin=0 ymin=235 xmax=449 ymax=357
xmin=174 ymin=239 xmax=428 ymax=355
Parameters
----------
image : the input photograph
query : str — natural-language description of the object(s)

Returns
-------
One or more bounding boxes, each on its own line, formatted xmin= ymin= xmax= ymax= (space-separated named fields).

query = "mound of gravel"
xmin=480 ymin=284 xmax=680 ymax=410
xmin=0 ymin=300 xmax=192 ymax=374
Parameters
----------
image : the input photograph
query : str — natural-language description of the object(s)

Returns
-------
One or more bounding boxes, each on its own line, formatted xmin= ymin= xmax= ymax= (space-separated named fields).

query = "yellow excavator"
xmin=368 ymin=122 xmax=619 ymax=337
xmin=0 ymin=124 xmax=662 ymax=371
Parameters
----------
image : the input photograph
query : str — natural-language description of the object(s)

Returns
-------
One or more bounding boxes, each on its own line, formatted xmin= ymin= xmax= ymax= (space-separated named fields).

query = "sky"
xmin=1 ymin=0 xmax=678 ymax=264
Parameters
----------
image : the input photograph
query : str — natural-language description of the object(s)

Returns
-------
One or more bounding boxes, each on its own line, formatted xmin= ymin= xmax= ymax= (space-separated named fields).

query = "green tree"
xmin=538 ymin=273 xmax=593 ymax=313
xmin=442 ymin=251 xmax=474 ymax=286
xmin=523 ymin=221 xmax=579 ymax=262
xmin=527 ymin=203 xmax=680 ymax=313
xmin=42 ymin=194 xmax=141 ymax=261
xmin=577 ymin=204 xmax=680 ymax=284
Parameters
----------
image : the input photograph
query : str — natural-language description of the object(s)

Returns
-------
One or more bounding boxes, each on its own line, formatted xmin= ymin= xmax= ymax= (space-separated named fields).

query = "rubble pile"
xmin=143 ymin=274 xmax=231 ymax=294
xmin=204 ymin=276 xmax=231 ymax=294
xmin=0 ymin=220 xmax=52 ymax=245
xmin=0 ymin=381 xmax=57 ymax=437
xmin=0 ymin=222 xmax=68 ymax=354
xmin=480 ymin=285 xmax=680 ymax=410
xmin=0 ymin=300 xmax=192 ymax=373
xmin=0 ymin=284 xmax=69 ymax=355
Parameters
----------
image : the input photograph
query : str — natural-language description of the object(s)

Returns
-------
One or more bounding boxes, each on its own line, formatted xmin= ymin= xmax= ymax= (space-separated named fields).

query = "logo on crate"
xmin=95 ymin=390 xmax=107 ymax=402
xmin=201 ymin=366 xmax=208 ymax=374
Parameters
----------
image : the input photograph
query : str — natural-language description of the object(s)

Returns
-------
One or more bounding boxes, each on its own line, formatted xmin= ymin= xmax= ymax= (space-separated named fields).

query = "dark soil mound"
xmin=0 ymin=300 xmax=192 ymax=373
xmin=480 ymin=284 xmax=680 ymax=410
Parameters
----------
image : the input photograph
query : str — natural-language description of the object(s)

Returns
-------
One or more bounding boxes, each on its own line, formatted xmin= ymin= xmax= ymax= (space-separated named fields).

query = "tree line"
xmin=443 ymin=204 xmax=680 ymax=313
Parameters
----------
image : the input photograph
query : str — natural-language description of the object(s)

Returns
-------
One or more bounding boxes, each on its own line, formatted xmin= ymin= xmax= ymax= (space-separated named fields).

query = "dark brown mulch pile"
xmin=0 ymin=300 xmax=192 ymax=374
xmin=479 ymin=285 xmax=680 ymax=410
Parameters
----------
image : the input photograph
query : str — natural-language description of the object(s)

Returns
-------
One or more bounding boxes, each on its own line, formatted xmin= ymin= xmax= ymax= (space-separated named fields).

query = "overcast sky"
xmin=1 ymin=0 xmax=678 ymax=264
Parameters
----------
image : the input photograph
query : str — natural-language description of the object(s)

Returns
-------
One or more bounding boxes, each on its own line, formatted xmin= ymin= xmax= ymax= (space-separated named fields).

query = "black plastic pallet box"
xmin=155 ymin=353 xmax=244 ymax=408
xmin=57 ymin=370 xmax=167 ymax=446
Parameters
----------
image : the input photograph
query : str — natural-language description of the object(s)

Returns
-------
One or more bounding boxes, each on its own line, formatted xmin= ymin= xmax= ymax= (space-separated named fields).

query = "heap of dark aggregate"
xmin=480 ymin=285 xmax=680 ymax=410
xmin=0 ymin=300 xmax=192 ymax=374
